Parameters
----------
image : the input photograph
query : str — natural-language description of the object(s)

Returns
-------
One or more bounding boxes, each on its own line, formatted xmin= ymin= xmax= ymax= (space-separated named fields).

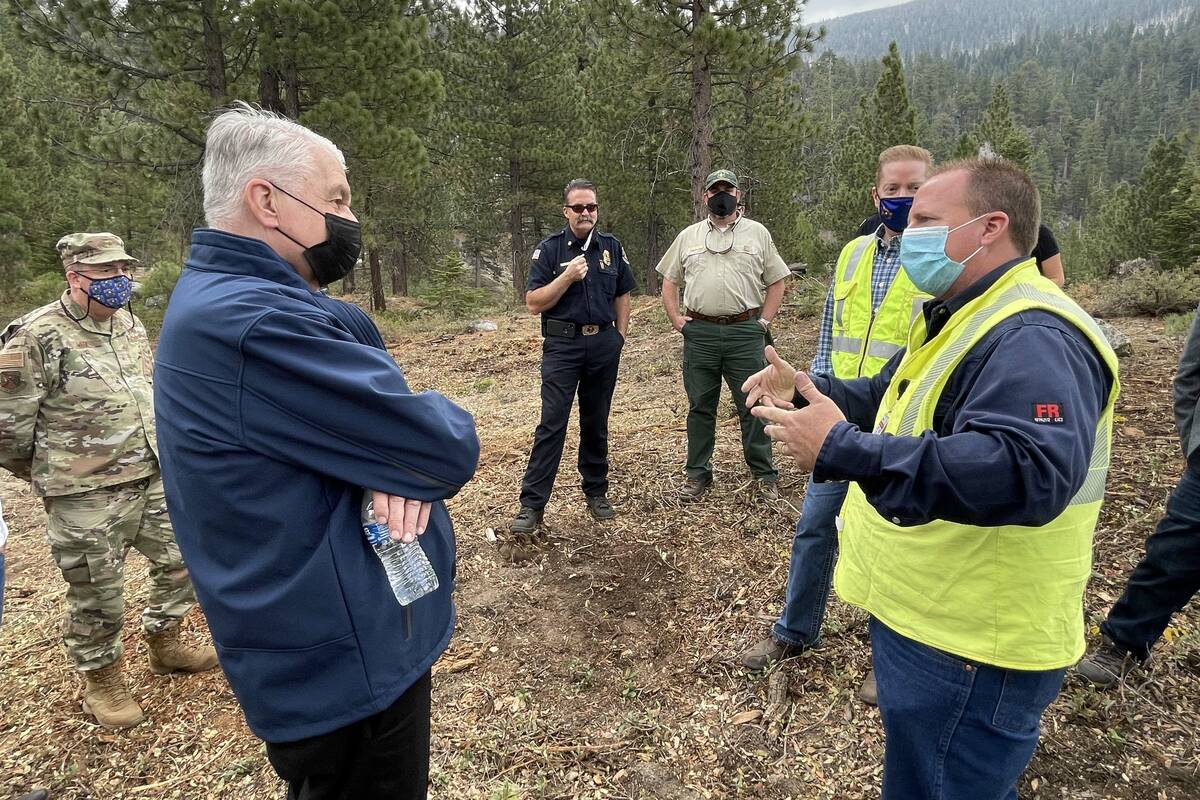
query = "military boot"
xmin=146 ymin=627 xmax=219 ymax=675
xmin=82 ymin=661 xmax=144 ymax=729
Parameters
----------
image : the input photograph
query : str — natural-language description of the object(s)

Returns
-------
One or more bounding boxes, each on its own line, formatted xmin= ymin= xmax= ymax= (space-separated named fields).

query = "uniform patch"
xmin=1032 ymin=403 xmax=1065 ymax=424
xmin=0 ymin=350 xmax=25 ymax=369
xmin=0 ymin=370 xmax=24 ymax=393
xmin=532 ymin=249 xmax=540 ymax=260
xmin=622 ymin=250 xmax=629 ymax=264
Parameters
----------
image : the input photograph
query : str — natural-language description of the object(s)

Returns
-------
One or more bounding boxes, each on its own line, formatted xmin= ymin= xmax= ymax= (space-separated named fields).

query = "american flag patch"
xmin=0 ymin=350 xmax=25 ymax=369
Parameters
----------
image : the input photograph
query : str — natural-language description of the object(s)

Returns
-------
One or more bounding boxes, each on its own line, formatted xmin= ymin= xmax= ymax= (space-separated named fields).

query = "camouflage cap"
xmin=56 ymin=232 xmax=139 ymax=268
xmin=704 ymin=169 xmax=739 ymax=190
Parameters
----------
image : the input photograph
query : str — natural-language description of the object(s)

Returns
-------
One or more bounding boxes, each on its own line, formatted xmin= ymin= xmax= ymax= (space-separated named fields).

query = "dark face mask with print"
xmin=270 ymin=182 xmax=363 ymax=286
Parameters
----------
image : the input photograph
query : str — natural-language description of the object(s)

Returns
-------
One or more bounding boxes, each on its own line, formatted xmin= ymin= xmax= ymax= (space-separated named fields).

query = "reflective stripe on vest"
xmin=833 ymin=260 xmax=1121 ymax=671
xmin=829 ymin=235 xmax=930 ymax=380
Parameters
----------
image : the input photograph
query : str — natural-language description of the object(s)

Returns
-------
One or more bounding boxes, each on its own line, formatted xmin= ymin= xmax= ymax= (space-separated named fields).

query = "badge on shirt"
xmin=0 ymin=371 xmax=23 ymax=393
xmin=1032 ymin=403 xmax=1065 ymax=424
xmin=600 ymin=248 xmax=615 ymax=273
xmin=531 ymin=249 xmax=540 ymax=261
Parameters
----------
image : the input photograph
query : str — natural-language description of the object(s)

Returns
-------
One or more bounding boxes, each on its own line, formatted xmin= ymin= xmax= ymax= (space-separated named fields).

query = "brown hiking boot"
xmin=858 ymin=669 xmax=878 ymax=705
xmin=146 ymin=627 xmax=219 ymax=675
xmin=679 ymin=475 xmax=712 ymax=501
xmin=739 ymin=636 xmax=806 ymax=670
xmin=82 ymin=661 xmax=144 ymax=729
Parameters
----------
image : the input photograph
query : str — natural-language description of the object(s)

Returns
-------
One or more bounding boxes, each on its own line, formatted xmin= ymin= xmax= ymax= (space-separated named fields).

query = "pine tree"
xmin=602 ymin=0 xmax=814 ymax=219
xmin=974 ymin=84 xmax=1033 ymax=168
xmin=1132 ymin=135 xmax=1194 ymax=268
xmin=822 ymin=43 xmax=918 ymax=236
xmin=868 ymin=42 xmax=918 ymax=151
xmin=440 ymin=0 xmax=582 ymax=299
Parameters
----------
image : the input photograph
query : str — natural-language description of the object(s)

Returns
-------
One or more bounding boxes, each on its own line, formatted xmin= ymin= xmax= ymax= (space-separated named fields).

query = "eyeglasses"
xmin=566 ymin=204 xmax=598 ymax=214
xmin=704 ymin=220 xmax=740 ymax=255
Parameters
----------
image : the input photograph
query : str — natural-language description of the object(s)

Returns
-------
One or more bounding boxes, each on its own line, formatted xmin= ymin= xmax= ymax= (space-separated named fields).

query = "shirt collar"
xmin=923 ymin=256 xmax=1029 ymax=339
xmin=186 ymin=228 xmax=314 ymax=293
xmin=876 ymin=228 xmax=902 ymax=252
xmin=564 ymin=225 xmax=598 ymax=249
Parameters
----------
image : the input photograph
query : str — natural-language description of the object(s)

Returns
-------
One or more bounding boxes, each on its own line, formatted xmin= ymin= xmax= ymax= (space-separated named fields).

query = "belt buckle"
xmin=716 ymin=315 xmax=731 ymax=324
xmin=581 ymin=324 xmax=600 ymax=336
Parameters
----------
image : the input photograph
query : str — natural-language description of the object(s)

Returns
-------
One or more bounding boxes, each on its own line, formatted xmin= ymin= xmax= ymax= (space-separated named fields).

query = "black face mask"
xmin=707 ymin=191 xmax=737 ymax=217
xmin=270 ymin=182 xmax=362 ymax=286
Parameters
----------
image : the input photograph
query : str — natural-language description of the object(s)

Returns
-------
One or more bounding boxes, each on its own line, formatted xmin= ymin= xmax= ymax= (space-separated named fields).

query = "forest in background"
xmin=0 ymin=0 xmax=1196 ymax=319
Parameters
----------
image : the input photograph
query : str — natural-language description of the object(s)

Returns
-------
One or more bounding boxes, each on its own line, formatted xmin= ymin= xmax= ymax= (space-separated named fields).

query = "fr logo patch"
xmin=1032 ymin=403 xmax=1065 ymax=424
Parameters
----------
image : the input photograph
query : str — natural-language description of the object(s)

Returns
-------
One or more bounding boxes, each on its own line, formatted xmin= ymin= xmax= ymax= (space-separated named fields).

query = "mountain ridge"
xmin=816 ymin=0 xmax=1194 ymax=61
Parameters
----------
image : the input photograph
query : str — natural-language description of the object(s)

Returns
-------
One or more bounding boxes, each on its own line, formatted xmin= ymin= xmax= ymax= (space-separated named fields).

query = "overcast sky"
xmin=805 ymin=0 xmax=911 ymax=23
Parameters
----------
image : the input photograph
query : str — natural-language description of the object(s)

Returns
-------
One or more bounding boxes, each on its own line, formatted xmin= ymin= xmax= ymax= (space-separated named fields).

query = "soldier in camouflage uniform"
xmin=0 ymin=233 xmax=217 ymax=730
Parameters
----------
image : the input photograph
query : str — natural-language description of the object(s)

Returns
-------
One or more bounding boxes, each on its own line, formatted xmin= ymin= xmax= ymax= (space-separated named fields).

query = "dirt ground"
xmin=1 ymin=297 xmax=1197 ymax=799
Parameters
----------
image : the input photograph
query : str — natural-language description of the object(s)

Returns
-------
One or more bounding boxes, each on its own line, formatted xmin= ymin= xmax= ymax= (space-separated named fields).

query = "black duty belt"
xmin=543 ymin=319 xmax=612 ymax=338
xmin=688 ymin=307 xmax=761 ymax=324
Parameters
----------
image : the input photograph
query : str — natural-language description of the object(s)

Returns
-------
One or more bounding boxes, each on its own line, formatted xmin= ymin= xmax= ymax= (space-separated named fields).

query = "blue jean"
xmin=871 ymin=618 xmax=1065 ymax=800
xmin=1102 ymin=463 xmax=1200 ymax=660
xmin=772 ymin=477 xmax=848 ymax=646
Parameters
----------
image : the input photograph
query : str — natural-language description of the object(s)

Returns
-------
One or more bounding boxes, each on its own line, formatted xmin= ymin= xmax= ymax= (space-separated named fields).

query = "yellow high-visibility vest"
xmin=835 ymin=260 xmax=1120 ymax=670
xmin=829 ymin=234 xmax=930 ymax=379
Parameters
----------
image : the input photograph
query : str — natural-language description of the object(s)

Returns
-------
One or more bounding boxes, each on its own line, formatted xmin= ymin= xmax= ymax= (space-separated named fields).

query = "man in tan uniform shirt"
xmin=657 ymin=170 xmax=790 ymax=500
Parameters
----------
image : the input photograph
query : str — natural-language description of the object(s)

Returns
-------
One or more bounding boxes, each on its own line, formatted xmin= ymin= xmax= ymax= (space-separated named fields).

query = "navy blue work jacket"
xmin=154 ymin=229 xmax=479 ymax=743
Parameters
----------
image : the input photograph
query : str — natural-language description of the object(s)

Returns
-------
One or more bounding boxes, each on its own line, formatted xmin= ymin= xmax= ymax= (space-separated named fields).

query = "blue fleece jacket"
xmin=154 ymin=229 xmax=479 ymax=743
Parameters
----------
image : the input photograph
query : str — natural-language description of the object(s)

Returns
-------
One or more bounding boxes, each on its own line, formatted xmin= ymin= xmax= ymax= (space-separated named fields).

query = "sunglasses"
xmin=566 ymin=203 xmax=598 ymax=213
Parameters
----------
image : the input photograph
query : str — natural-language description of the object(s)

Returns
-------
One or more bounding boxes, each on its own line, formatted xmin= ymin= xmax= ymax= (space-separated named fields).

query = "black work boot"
xmin=1076 ymin=637 xmax=1145 ymax=688
xmin=510 ymin=506 xmax=544 ymax=535
xmin=586 ymin=495 xmax=616 ymax=521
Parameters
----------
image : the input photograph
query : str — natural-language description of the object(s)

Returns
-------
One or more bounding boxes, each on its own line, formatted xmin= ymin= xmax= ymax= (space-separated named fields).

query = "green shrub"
xmin=1072 ymin=267 xmax=1200 ymax=318
xmin=787 ymin=270 xmax=832 ymax=319
xmin=137 ymin=261 xmax=182 ymax=303
xmin=1164 ymin=311 xmax=1197 ymax=337
xmin=415 ymin=254 xmax=492 ymax=319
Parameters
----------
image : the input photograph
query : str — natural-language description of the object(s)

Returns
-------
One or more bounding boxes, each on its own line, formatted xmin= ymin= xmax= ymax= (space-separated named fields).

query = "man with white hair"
xmin=154 ymin=104 xmax=480 ymax=798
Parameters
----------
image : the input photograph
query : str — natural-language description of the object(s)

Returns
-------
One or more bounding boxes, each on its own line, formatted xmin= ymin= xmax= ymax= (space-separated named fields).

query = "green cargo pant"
xmin=681 ymin=319 xmax=778 ymax=482
xmin=45 ymin=475 xmax=196 ymax=672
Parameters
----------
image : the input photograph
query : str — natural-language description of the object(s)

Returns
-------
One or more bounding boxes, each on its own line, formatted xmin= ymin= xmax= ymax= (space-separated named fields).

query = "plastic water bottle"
xmin=362 ymin=495 xmax=439 ymax=606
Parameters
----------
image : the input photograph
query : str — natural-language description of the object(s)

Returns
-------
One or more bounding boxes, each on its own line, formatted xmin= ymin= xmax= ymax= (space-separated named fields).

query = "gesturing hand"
xmin=742 ymin=345 xmax=798 ymax=409
xmin=750 ymin=371 xmax=846 ymax=471
xmin=562 ymin=255 xmax=588 ymax=283
xmin=372 ymin=490 xmax=432 ymax=544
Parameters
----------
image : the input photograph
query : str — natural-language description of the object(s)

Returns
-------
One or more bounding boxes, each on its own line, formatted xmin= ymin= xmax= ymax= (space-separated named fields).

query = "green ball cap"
xmin=704 ymin=169 xmax=739 ymax=190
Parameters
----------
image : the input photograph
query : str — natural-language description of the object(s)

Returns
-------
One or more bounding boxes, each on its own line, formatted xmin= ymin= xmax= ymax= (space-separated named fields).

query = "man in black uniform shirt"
xmin=510 ymin=179 xmax=636 ymax=534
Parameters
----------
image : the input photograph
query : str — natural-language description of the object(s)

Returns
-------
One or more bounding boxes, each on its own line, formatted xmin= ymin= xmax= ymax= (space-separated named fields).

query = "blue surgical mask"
xmin=899 ymin=214 xmax=989 ymax=297
xmin=85 ymin=275 xmax=133 ymax=309
xmin=878 ymin=196 xmax=913 ymax=232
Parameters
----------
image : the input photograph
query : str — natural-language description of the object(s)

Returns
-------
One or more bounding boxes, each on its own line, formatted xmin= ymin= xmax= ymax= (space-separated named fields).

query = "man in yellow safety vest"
xmin=744 ymin=158 xmax=1119 ymax=799
xmin=739 ymin=147 xmax=933 ymax=706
